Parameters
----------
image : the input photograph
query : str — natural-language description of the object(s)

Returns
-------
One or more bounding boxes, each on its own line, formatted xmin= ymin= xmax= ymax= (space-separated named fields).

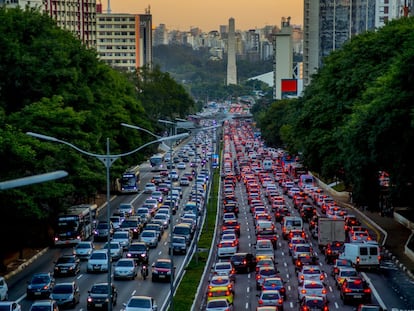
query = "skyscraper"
xmin=226 ymin=17 xmax=237 ymax=85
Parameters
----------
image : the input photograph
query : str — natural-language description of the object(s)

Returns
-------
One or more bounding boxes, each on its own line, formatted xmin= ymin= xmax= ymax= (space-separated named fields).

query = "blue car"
xmin=260 ymin=276 xmax=286 ymax=300
xmin=26 ymin=273 xmax=54 ymax=299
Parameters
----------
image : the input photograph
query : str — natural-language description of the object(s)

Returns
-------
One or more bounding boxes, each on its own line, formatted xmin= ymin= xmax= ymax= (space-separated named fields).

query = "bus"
xmin=118 ymin=165 xmax=140 ymax=194
xmin=150 ymin=153 xmax=165 ymax=172
xmin=53 ymin=204 xmax=97 ymax=246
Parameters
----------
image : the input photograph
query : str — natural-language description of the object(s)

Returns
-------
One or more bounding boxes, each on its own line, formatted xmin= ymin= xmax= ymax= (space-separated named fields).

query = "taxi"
xmin=207 ymin=285 xmax=234 ymax=304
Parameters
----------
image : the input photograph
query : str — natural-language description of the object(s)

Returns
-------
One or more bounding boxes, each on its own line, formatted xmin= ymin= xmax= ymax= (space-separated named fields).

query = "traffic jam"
xmin=204 ymin=118 xmax=382 ymax=311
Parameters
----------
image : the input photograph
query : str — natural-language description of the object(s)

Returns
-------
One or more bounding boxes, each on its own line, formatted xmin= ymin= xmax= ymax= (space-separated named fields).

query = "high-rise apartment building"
xmin=153 ymin=24 xmax=168 ymax=46
xmin=96 ymin=12 xmax=152 ymax=71
xmin=302 ymin=0 xmax=409 ymax=87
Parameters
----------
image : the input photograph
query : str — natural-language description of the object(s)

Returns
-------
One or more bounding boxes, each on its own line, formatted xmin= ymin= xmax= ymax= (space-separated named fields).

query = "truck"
xmin=317 ymin=217 xmax=346 ymax=250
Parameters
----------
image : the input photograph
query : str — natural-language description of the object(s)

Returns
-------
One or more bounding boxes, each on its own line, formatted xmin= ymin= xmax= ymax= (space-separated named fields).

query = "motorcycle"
xmin=141 ymin=264 xmax=148 ymax=280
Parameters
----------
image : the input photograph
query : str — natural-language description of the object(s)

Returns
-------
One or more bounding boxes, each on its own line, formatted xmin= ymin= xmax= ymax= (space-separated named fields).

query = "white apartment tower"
xmin=226 ymin=17 xmax=237 ymax=85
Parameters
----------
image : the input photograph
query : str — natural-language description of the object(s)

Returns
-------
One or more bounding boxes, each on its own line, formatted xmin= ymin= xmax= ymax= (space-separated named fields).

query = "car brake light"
xmin=208 ymin=292 xmax=213 ymax=297
xmin=301 ymin=289 xmax=306 ymax=294
xmin=344 ymin=288 xmax=352 ymax=293
xmin=323 ymin=306 xmax=329 ymax=311
xmin=322 ymin=289 xmax=327 ymax=294
xmin=364 ymin=288 xmax=371 ymax=293
xmin=258 ymin=299 xmax=263 ymax=305
xmin=278 ymin=299 xmax=283 ymax=304
xmin=320 ymin=274 xmax=324 ymax=280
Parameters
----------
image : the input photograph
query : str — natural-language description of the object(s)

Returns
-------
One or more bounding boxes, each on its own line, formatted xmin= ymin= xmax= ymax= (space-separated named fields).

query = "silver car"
xmin=50 ymin=282 xmax=80 ymax=308
xmin=73 ymin=241 xmax=94 ymax=260
xmin=139 ymin=230 xmax=158 ymax=248
xmin=103 ymin=242 xmax=123 ymax=261
xmin=114 ymin=258 xmax=138 ymax=280
xmin=112 ymin=231 xmax=131 ymax=250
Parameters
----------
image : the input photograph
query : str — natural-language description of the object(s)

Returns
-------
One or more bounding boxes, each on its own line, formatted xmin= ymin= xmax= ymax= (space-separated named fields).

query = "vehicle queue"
xmin=203 ymin=118 xmax=383 ymax=311
xmin=2 ymin=124 xmax=217 ymax=311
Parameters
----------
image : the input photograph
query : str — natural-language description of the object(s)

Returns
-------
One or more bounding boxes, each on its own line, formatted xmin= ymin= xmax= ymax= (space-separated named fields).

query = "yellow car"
xmin=207 ymin=285 xmax=234 ymax=304
xmin=336 ymin=267 xmax=359 ymax=288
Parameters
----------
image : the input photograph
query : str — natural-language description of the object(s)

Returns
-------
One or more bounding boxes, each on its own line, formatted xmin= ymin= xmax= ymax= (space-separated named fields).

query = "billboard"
xmin=281 ymin=79 xmax=298 ymax=97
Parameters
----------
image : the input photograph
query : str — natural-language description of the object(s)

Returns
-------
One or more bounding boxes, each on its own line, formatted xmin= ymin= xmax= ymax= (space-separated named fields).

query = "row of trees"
xmin=0 ymin=7 xmax=196 ymax=267
xmin=254 ymin=16 xmax=414 ymax=210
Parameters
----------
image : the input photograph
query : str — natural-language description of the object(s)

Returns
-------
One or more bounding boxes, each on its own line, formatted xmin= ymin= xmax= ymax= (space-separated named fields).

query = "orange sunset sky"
xmin=102 ymin=0 xmax=303 ymax=31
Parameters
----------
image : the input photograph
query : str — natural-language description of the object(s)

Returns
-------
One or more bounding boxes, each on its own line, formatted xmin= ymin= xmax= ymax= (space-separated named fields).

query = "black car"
xmin=222 ymin=220 xmax=240 ymax=237
xmin=53 ymin=255 xmax=80 ymax=277
xmin=223 ymin=203 xmax=239 ymax=216
xmin=230 ymin=253 xmax=256 ymax=273
xmin=300 ymin=204 xmax=315 ymax=222
xmin=340 ymin=277 xmax=372 ymax=305
xmin=86 ymin=283 xmax=117 ymax=310
xmin=324 ymin=241 xmax=345 ymax=264
xmin=26 ymin=273 xmax=55 ymax=299
xmin=126 ymin=242 xmax=149 ymax=264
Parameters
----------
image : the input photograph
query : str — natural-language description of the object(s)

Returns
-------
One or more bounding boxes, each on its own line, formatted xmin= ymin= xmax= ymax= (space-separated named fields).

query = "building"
xmin=153 ymin=23 xmax=168 ymax=46
xmin=96 ymin=12 xmax=152 ymax=71
xmin=302 ymin=0 xmax=411 ymax=87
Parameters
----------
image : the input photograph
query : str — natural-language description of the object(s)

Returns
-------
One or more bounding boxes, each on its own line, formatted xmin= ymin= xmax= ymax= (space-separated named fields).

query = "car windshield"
xmin=155 ymin=261 xmax=171 ymax=268
xmin=130 ymin=244 xmax=146 ymax=251
xmin=53 ymin=284 xmax=72 ymax=293
xmin=76 ymin=243 xmax=91 ymax=249
xmin=129 ymin=298 xmax=151 ymax=308
xmin=117 ymin=260 xmax=133 ymax=267
xmin=207 ymin=300 xmax=228 ymax=308
xmin=262 ymin=292 xmax=280 ymax=299
xmin=31 ymin=275 xmax=50 ymax=284
xmin=305 ymin=298 xmax=324 ymax=307
xmin=113 ymin=232 xmax=128 ymax=239
xmin=264 ymin=279 xmax=283 ymax=287
xmin=91 ymin=253 xmax=106 ymax=260
xmin=57 ymin=257 xmax=75 ymax=264
xmin=30 ymin=306 xmax=53 ymax=311
xmin=91 ymin=284 xmax=108 ymax=294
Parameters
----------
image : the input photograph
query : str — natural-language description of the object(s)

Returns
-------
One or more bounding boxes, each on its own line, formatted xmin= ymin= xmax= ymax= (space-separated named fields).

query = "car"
xmin=87 ymin=250 xmax=110 ymax=273
xmin=53 ymin=255 xmax=80 ymax=277
xmin=140 ymin=229 xmax=159 ymax=248
xmin=169 ymin=170 xmax=179 ymax=181
xmin=208 ymin=275 xmax=234 ymax=293
xmin=124 ymin=295 xmax=157 ymax=311
xmin=356 ymin=304 xmax=384 ymax=311
xmin=295 ymin=254 xmax=319 ymax=272
xmin=212 ymin=261 xmax=236 ymax=282
xmin=349 ymin=231 xmax=373 ymax=243
xmin=221 ymin=220 xmax=240 ymax=237
xmin=151 ymin=191 xmax=164 ymax=203
xmin=114 ymin=258 xmax=138 ymax=280
xmin=145 ymin=223 xmax=163 ymax=240
xmin=26 ymin=273 xmax=55 ymax=299
xmin=299 ymin=295 xmax=329 ymax=311
xmin=230 ymin=252 xmax=257 ymax=273
xmin=340 ymin=277 xmax=371 ymax=304
xmin=109 ymin=216 xmax=123 ymax=230
xmin=288 ymin=237 xmax=307 ymax=256
xmin=102 ymin=242 xmax=123 ymax=261
xmin=93 ymin=221 xmax=114 ymax=242
xmin=126 ymin=242 xmax=149 ymax=264
xmin=177 ymin=162 xmax=186 ymax=170
xmin=260 ymin=277 xmax=286 ymax=299
xmin=86 ymin=283 xmax=117 ymax=310
xmin=217 ymin=240 xmax=238 ymax=258
xmin=144 ymin=183 xmax=156 ymax=194
xmin=0 ymin=277 xmax=8 ymax=301
xmin=111 ymin=230 xmax=132 ymax=250
xmin=118 ymin=203 xmax=134 ymax=217
xmin=179 ymin=177 xmax=190 ymax=186
xmin=153 ymin=213 xmax=169 ymax=229
xmin=207 ymin=286 xmax=234 ymax=305
xmin=256 ymin=266 xmax=279 ymax=290
xmin=151 ymin=258 xmax=174 ymax=282
xmin=73 ymin=241 xmax=94 ymax=260
xmin=29 ymin=300 xmax=59 ymax=311
xmin=324 ymin=241 xmax=344 ymax=264
xmin=256 ymin=307 xmax=277 ymax=311
xmin=331 ymin=258 xmax=353 ymax=277
xmin=257 ymin=289 xmax=284 ymax=310
xmin=297 ymin=280 xmax=328 ymax=301
xmin=0 ymin=302 xmax=21 ymax=311
xmin=136 ymin=208 xmax=151 ymax=225
xmin=335 ymin=267 xmax=359 ymax=288
xmin=255 ymin=239 xmax=275 ymax=261
xmin=297 ymin=265 xmax=325 ymax=284
xmin=255 ymin=257 xmax=276 ymax=273
xmin=50 ymin=282 xmax=80 ymax=308
xmin=205 ymin=298 xmax=233 ymax=311
xmin=170 ymin=235 xmax=188 ymax=255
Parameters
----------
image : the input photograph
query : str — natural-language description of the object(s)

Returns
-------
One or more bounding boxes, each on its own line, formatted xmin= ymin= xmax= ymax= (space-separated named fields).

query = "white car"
xmin=139 ymin=230 xmax=158 ymax=248
xmin=217 ymin=240 xmax=237 ymax=258
xmin=212 ymin=261 xmax=236 ymax=282
xmin=114 ymin=258 xmax=138 ymax=280
xmin=0 ymin=277 xmax=8 ymax=301
xmin=87 ymin=250 xmax=109 ymax=273
xmin=119 ymin=203 xmax=134 ymax=217
xmin=144 ymin=183 xmax=156 ymax=194
xmin=177 ymin=162 xmax=186 ymax=170
xmin=297 ymin=280 xmax=328 ymax=301
xmin=124 ymin=295 xmax=157 ymax=311
xmin=103 ymin=242 xmax=123 ymax=261
xmin=153 ymin=213 xmax=169 ymax=229
xmin=205 ymin=298 xmax=233 ymax=311
xmin=112 ymin=230 xmax=131 ymax=250
xmin=73 ymin=241 xmax=94 ymax=260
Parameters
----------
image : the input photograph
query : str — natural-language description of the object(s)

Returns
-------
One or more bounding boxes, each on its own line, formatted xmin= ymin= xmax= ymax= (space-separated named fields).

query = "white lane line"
xmin=361 ymin=272 xmax=388 ymax=311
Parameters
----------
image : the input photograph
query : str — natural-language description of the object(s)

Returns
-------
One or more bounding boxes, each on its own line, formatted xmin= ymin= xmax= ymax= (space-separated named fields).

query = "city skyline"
xmin=104 ymin=0 xmax=303 ymax=31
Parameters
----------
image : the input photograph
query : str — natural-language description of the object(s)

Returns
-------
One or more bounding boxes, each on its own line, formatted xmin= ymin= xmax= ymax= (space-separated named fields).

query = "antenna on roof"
xmin=145 ymin=5 xmax=151 ymax=14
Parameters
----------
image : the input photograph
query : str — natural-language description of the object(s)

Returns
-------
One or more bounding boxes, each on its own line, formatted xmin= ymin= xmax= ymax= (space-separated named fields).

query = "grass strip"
xmin=171 ymin=159 xmax=221 ymax=310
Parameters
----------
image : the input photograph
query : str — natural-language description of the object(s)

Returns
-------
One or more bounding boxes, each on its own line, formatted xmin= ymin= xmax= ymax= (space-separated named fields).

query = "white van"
xmin=282 ymin=216 xmax=303 ymax=239
xmin=338 ymin=242 xmax=381 ymax=269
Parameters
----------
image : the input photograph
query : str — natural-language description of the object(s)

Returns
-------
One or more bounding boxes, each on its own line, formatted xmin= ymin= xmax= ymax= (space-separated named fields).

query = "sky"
xmin=103 ymin=0 xmax=303 ymax=31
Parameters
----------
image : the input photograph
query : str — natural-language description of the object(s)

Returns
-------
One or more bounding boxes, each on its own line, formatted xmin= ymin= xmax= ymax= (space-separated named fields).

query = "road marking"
xmin=361 ymin=272 xmax=388 ymax=311
xmin=334 ymin=302 xmax=339 ymax=309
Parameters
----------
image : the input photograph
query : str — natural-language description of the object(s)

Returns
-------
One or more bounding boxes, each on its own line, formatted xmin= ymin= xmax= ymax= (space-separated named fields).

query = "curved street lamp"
xmin=26 ymin=131 xmax=189 ymax=311
xmin=0 ymin=170 xmax=68 ymax=190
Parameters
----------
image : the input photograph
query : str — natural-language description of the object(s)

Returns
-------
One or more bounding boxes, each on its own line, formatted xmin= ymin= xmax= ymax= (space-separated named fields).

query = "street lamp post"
xmin=0 ymin=170 xmax=68 ymax=190
xmin=26 ymin=131 xmax=188 ymax=311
